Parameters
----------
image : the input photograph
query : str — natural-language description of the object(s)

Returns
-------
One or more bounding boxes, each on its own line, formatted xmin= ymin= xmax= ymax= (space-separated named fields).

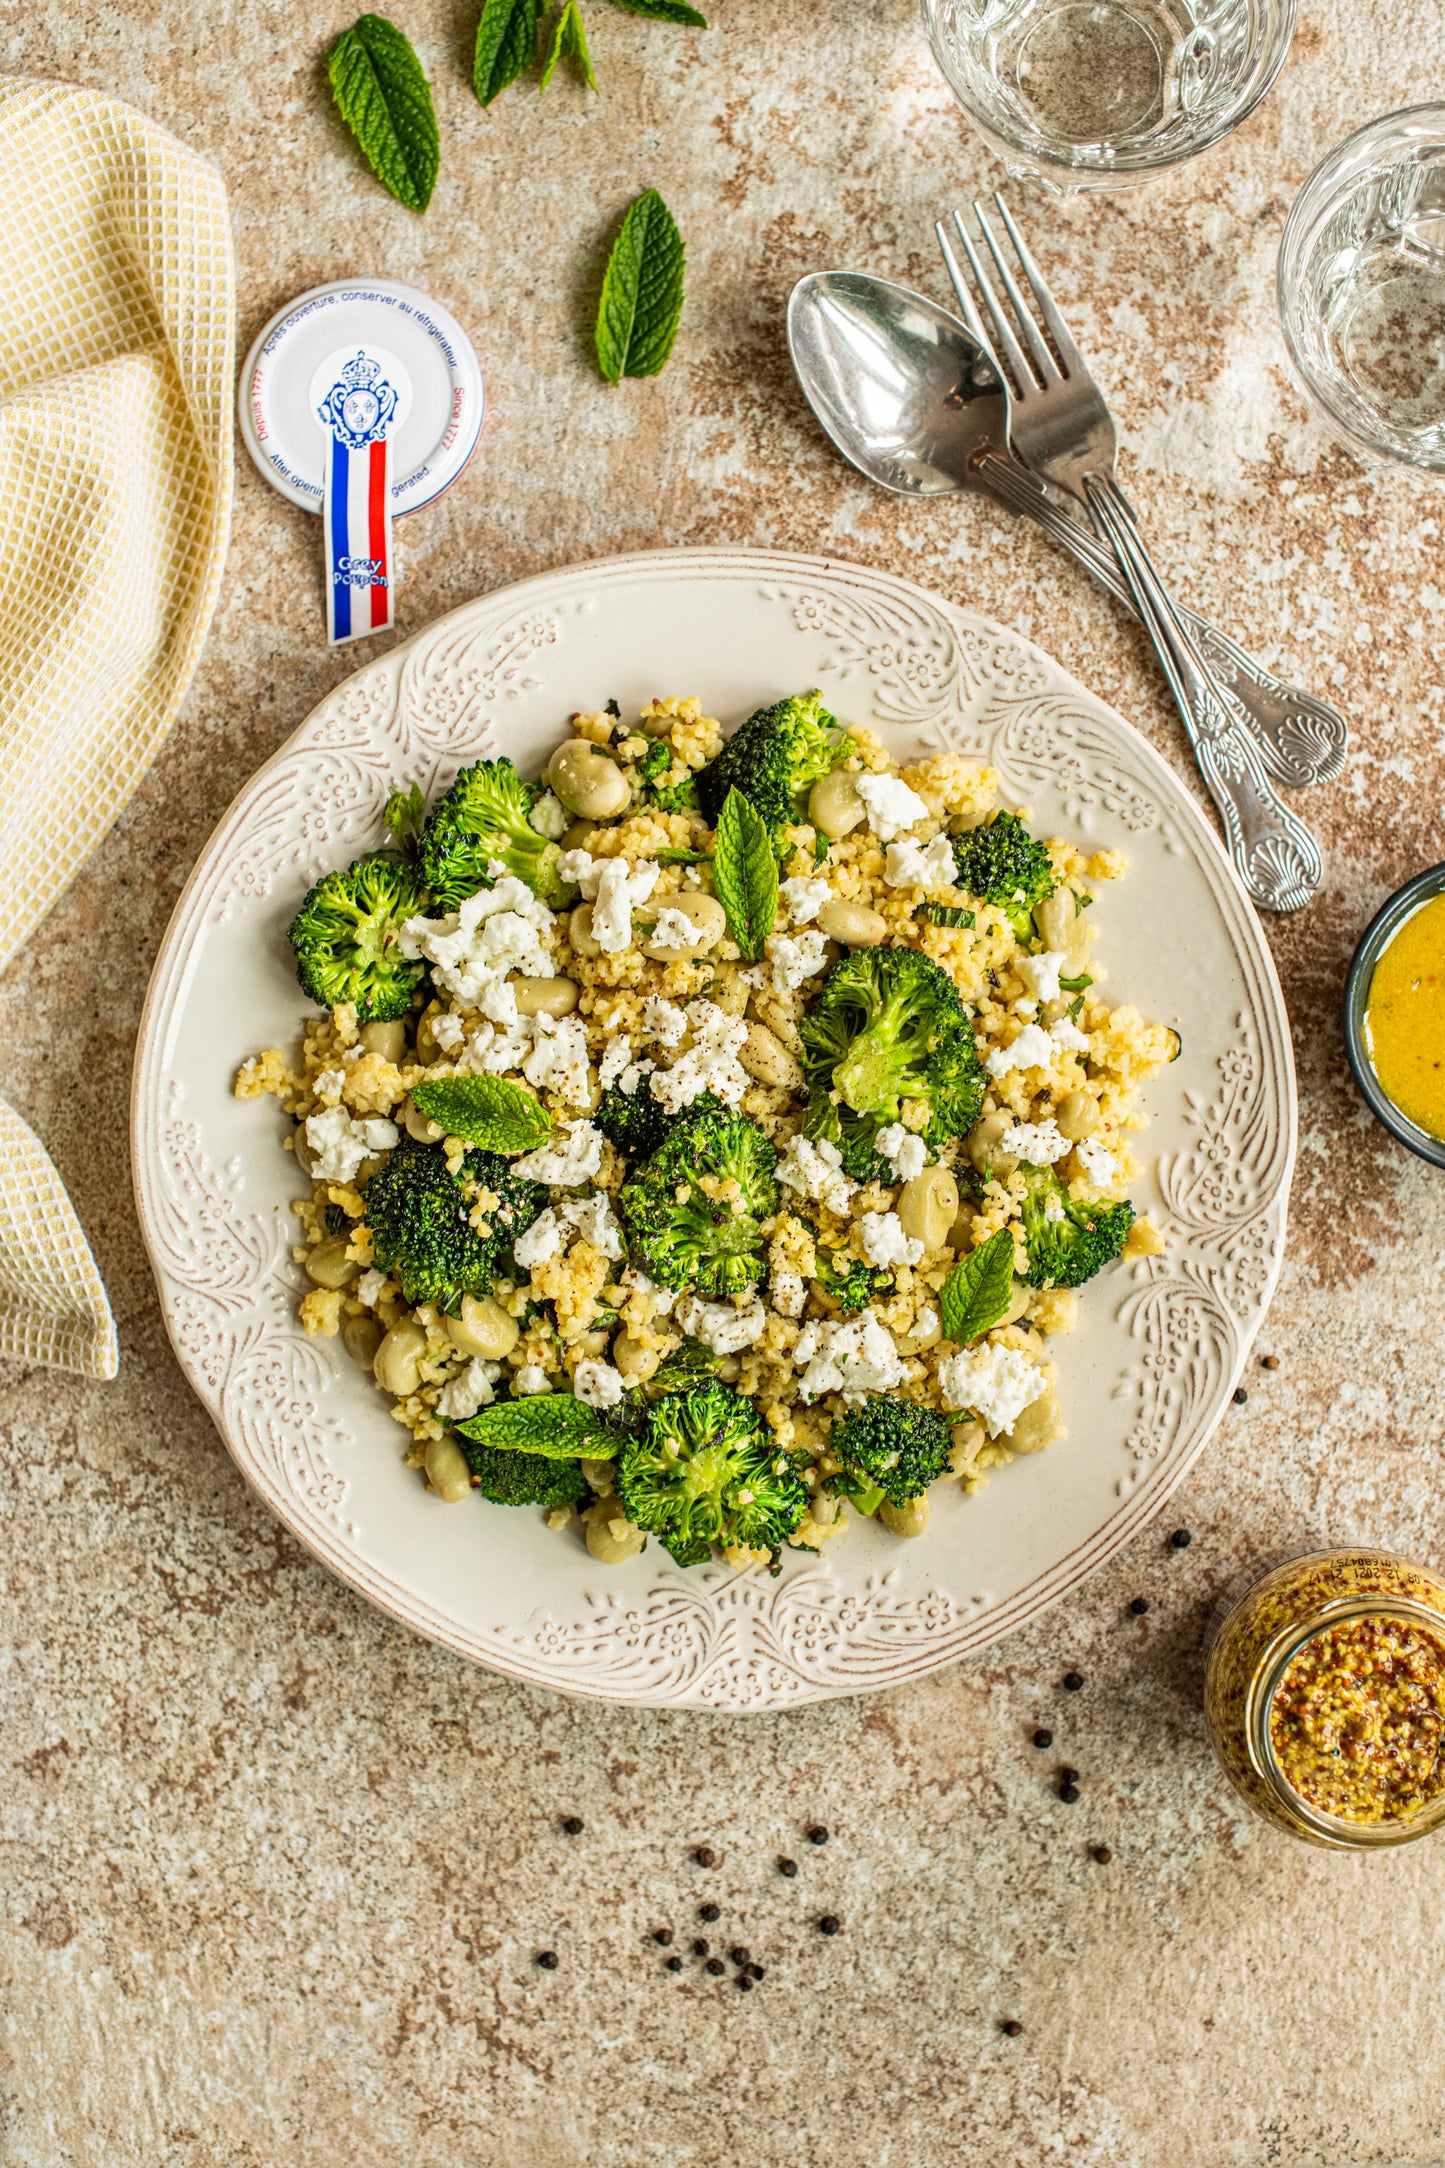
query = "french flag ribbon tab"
xmin=318 ymin=350 xmax=396 ymax=646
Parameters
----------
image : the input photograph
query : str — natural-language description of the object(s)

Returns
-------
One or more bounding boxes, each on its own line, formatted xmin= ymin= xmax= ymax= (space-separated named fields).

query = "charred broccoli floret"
xmin=459 ymin=1439 xmax=591 ymax=1509
xmin=952 ymin=811 xmax=1058 ymax=938
xmin=595 ymin=1080 xmax=727 ymax=1165
xmin=420 ymin=757 xmax=570 ymax=910
xmin=287 ymin=853 xmax=429 ymax=1022
xmin=618 ymin=1108 xmax=778 ymax=1295
xmin=636 ymin=736 xmax=702 ymax=817
xmin=799 ymin=947 xmax=985 ymax=1179
xmin=830 ymin=1396 xmax=953 ymax=1508
xmin=695 ymin=689 xmax=854 ymax=842
xmin=366 ymin=1136 xmax=545 ymax=1313
xmin=811 ymin=1243 xmax=885 ymax=1317
xmin=1018 ymin=1161 xmax=1134 ymax=1289
xmin=616 ymin=1382 xmax=807 ymax=1561
xmin=646 ymin=1336 xmax=722 ymax=1396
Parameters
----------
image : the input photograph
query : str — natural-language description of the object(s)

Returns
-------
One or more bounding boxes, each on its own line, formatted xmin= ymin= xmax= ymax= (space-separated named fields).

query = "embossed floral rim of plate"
xmin=132 ymin=549 xmax=1296 ymax=1710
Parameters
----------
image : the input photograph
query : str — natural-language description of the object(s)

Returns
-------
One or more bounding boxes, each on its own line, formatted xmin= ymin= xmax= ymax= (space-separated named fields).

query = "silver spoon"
xmin=786 ymin=271 xmax=1347 ymax=792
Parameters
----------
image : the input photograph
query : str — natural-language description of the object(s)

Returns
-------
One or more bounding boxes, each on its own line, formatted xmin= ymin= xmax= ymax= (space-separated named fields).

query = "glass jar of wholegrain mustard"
xmin=1205 ymin=1548 xmax=1445 ymax=1849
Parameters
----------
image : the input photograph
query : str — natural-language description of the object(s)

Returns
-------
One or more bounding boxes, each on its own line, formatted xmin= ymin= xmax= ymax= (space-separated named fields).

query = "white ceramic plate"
xmin=133 ymin=549 xmax=1295 ymax=1710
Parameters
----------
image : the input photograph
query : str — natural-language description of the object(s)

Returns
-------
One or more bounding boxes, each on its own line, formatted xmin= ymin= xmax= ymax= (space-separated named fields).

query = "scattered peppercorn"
xmin=1063 ymin=1671 xmax=1084 ymax=1692
xmin=699 ymin=1901 xmax=721 ymax=1922
xmin=807 ymin=1825 xmax=829 ymax=1845
xmin=693 ymin=1939 xmax=709 ymax=1957
xmin=1059 ymin=1782 xmax=1080 ymax=1803
xmin=1262 ymin=1354 xmax=1279 ymax=1371
xmin=561 ymin=1816 xmax=584 ymax=1835
xmin=665 ymin=1955 xmax=683 ymax=1972
xmin=705 ymin=1958 xmax=725 ymax=1976
xmin=1032 ymin=1727 xmax=1053 ymax=1749
xmin=694 ymin=1846 xmax=717 ymax=1868
xmin=818 ymin=1915 xmax=841 ymax=1936
xmin=1170 ymin=1528 xmax=1193 ymax=1550
xmin=738 ymin=1976 xmax=754 ymax=1993
xmin=730 ymin=1945 xmax=751 ymax=1966
xmin=1129 ymin=1596 xmax=1150 ymax=1616
xmin=778 ymin=1857 xmax=798 ymax=1877
xmin=1001 ymin=2019 xmax=1023 ymax=2037
xmin=747 ymin=1963 xmax=765 ymax=1981
xmin=1059 ymin=1766 xmax=1080 ymax=1785
xmin=1091 ymin=1845 xmax=1112 ymax=1864
xmin=1233 ymin=1386 xmax=1248 ymax=1404
xmin=653 ymin=1928 xmax=673 ymax=1946
xmin=537 ymin=1951 xmax=558 ymax=1970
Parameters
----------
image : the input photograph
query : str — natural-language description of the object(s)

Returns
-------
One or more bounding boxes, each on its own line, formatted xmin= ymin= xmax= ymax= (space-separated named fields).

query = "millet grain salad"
xmin=236 ymin=691 xmax=1171 ymax=1569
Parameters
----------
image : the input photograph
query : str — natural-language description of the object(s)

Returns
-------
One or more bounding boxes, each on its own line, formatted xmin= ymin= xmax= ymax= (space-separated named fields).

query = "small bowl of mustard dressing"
xmin=1344 ymin=861 xmax=1445 ymax=1168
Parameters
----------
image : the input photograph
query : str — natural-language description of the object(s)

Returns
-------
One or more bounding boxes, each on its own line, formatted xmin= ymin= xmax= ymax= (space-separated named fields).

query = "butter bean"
xmin=359 ymin=1018 xmax=407 ymax=1062
xmin=373 ymin=1318 xmax=427 ymax=1399
xmin=879 ymin=1494 xmax=931 ymax=1538
xmin=414 ymin=1011 xmax=442 ymax=1062
xmin=305 ymin=1233 xmax=358 ymax=1290
xmin=585 ymin=1495 xmax=647 ymax=1563
xmin=293 ymin=1131 xmax=318 ymax=1178
xmin=580 ymin=1458 xmax=616 ymax=1494
xmin=739 ymin=1022 xmax=804 ymax=1092
xmin=446 ymin=1293 xmax=519 ymax=1362
xmin=546 ymin=740 xmax=630 ymax=820
xmin=613 ymin=1333 xmax=661 ymax=1384
xmin=424 ymin=1435 xmax=473 ymax=1503
xmin=809 ymin=769 xmax=866 ymax=839
xmin=1003 ymin=1387 xmax=1062 ymax=1457
xmin=510 ymin=974 xmax=579 ymax=1018
xmin=897 ymin=1166 xmax=959 ymax=1252
xmin=402 ymin=1095 xmax=445 ymax=1144
xmin=562 ymin=820 xmax=598 ymax=853
xmin=1056 ymin=1088 xmax=1099 ymax=1142
xmin=816 ymin=898 xmax=887 ymax=947
xmin=1035 ymin=886 xmax=1092 ymax=971
xmin=642 ymin=890 xmax=727 ymax=960
xmin=342 ymin=1314 xmax=384 ymax=1369
xmin=966 ymin=1111 xmax=1018 ymax=1177
xmin=568 ymin=903 xmax=603 ymax=958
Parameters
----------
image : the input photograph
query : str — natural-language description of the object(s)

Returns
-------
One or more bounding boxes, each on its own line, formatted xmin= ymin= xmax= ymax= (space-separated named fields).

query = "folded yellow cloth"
xmin=0 ymin=80 xmax=234 ymax=1376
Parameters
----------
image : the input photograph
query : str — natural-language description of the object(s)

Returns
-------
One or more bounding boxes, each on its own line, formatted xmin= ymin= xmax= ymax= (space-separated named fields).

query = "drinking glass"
xmin=920 ymin=0 xmax=1296 ymax=190
xmin=1278 ymin=105 xmax=1445 ymax=472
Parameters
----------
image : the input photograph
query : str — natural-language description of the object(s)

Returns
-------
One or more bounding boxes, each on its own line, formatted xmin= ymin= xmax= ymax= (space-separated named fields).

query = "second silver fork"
xmin=945 ymin=194 xmax=1324 ymax=916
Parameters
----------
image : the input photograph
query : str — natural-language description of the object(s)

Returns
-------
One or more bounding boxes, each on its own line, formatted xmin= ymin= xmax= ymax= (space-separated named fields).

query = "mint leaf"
xmin=594 ymin=188 xmax=685 ymax=384
xmin=474 ymin=0 xmax=541 ymax=104
xmin=455 ymin=1393 xmax=611 ymax=1458
xmin=712 ymin=787 xmax=777 ymax=964
xmin=411 ymin=1075 xmax=553 ymax=1152
xmin=608 ymin=0 xmax=706 ymax=21
xmin=654 ymin=847 xmax=711 ymax=865
xmin=924 ymin=904 xmax=976 ymax=928
xmin=328 ymin=15 xmax=440 ymax=213
xmin=939 ymin=1227 xmax=1016 ymax=1347
xmin=541 ymin=0 xmax=598 ymax=87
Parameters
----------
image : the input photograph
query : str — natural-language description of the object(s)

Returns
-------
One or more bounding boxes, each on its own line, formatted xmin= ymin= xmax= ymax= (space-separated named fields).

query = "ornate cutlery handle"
xmin=977 ymin=453 xmax=1347 ymax=790
xmin=1084 ymin=476 xmax=1324 ymax=916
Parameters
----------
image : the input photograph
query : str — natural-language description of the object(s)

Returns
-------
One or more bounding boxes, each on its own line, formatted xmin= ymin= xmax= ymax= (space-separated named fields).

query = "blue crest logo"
xmin=318 ymin=352 xmax=398 ymax=450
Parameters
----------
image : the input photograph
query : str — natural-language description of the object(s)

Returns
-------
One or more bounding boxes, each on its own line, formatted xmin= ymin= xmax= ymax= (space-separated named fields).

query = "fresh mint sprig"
xmin=474 ymin=0 xmax=542 ymax=105
xmin=410 ymin=1075 xmax=553 ymax=1152
xmin=594 ymin=188 xmax=686 ymax=384
xmin=608 ymin=0 xmax=706 ymax=23
xmin=455 ymin=1393 xmax=612 ymax=1458
xmin=712 ymin=786 xmax=777 ymax=964
xmin=541 ymin=0 xmax=598 ymax=88
xmin=327 ymin=15 xmax=440 ymax=213
xmin=939 ymin=1227 xmax=1016 ymax=1347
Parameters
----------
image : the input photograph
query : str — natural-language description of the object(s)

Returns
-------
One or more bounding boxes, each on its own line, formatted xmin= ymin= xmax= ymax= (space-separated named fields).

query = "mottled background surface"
xmin=1 ymin=5 xmax=1443 ymax=2163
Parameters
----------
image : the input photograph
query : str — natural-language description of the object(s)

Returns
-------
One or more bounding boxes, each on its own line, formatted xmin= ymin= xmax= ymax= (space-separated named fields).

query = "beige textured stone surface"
xmin=1 ymin=6 xmax=1443 ymax=2163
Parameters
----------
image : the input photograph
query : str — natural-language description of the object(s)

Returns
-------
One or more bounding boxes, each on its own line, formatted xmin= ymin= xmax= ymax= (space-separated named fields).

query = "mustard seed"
xmin=1002 ymin=2019 xmax=1023 ymax=2037
xmin=1170 ymin=1528 xmax=1192 ymax=1550
xmin=1059 ymin=1766 xmax=1079 ymax=1785
xmin=537 ymin=1951 xmax=558 ymax=1970
xmin=1091 ymin=1845 xmax=1112 ymax=1864
xmin=665 ymin=1955 xmax=683 ymax=1971
xmin=1063 ymin=1671 xmax=1084 ymax=1691
xmin=778 ymin=1857 xmax=798 ymax=1877
xmin=705 ymin=1958 xmax=725 ymax=1976
xmin=694 ymin=1845 xmax=717 ymax=1868
xmin=653 ymin=1928 xmax=673 ymax=1946
xmin=730 ymin=1945 xmax=751 ymax=1966
xmin=1262 ymin=1354 xmax=1279 ymax=1371
xmin=1059 ymin=1782 xmax=1080 ymax=1803
xmin=1032 ymin=1727 xmax=1053 ymax=1749
xmin=692 ymin=1939 xmax=709 ymax=1956
xmin=807 ymin=1825 xmax=829 ymax=1845
xmin=561 ymin=1816 xmax=584 ymax=1835
xmin=699 ymin=1901 xmax=720 ymax=1922
xmin=1129 ymin=1596 xmax=1149 ymax=1616
xmin=1233 ymin=1386 xmax=1248 ymax=1405
xmin=818 ymin=1914 xmax=841 ymax=1936
xmin=737 ymin=1975 xmax=753 ymax=1993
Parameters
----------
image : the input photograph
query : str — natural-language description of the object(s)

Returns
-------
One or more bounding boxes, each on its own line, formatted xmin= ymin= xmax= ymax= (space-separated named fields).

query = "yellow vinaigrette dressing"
xmin=1365 ymin=892 xmax=1445 ymax=1140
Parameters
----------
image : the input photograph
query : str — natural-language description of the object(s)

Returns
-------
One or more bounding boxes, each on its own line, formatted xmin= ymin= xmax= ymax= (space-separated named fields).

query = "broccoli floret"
xmin=646 ymin=1335 xmax=723 ymax=1396
xmin=618 ymin=1108 xmax=778 ymax=1295
xmin=287 ymin=853 xmax=429 ymax=1022
xmin=420 ymin=757 xmax=570 ymax=910
xmin=1018 ymin=1162 xmax=1135 ymax=1289
xmin=616 ymin=1382 xmax=807 ymax=1560
xmin=636 ymin=737 xmax=702 ymax=817
xmin=366 ymin=1136 xmax=545 ymax=1312
xmin=811 ymin=1243 xmax=884 ymax=1317
xmin=830 ymin=1396 xmax=953 ymax=1507
xmin=695 ymin=689 xmax=854 ymax=842
xmin=461 ymin=1439 xmax=591 ymax=1509
xmin=799 ymin=947 xmax=985 ymax=1179
xmin=595 ymin=1080 xmax=727 ymax=1165
xmin=952 ymin=811 xmax=1058 ymax=938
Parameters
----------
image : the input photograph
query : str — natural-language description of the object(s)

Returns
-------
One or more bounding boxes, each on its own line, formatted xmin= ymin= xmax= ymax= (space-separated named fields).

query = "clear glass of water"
xmin=921 ymin=0 xmax=1296 ymax=190
xmin=1279 ymin=106 xmax=1445 ymax=472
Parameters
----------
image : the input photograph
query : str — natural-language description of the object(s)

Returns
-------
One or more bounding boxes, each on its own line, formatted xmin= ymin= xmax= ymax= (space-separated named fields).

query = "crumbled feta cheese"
xmin=937 ymin=1340 xmax=1047 ymax=1437
xmin=793 ymin=1309 xmax=904 ymax=1403
xmin=430 ymin=1011 xmax=466 ymax=1053
xmin=1051 ymin=1017 xmax=1091 ymax=1055
xmin=514 ymin=1206 xmax=566 ymax=1269
xmin=875 ymin=1123 xmax=927 ymax=1184
xmin=1044 ymin=1190 xmax=1066 ymax=1223
xmin=984 ymin=1022 xmax=1057 ymax=1078
xmin=465 ymin=1018 xmax=533 ymax=1076
xmin=912 ymin=1305 xmax=939 ymax=1342
xmin=859 ymin=1210 xmax=925 ymax=1269
xmin=648 ymin=905 xmax=708 ymax=953
xmin=768 ymin=930 xmax=830 ymax=997
xmin=676 ymin=1294 xmax=767 ymax=1354
xmin=398 ymin=877 xmax=554 ymax=1005
xmin=770 ymin=1269 xmax=807 ymax=1318
xmin=574 ymin=1359 xmax=626 ymax=1410
xmin=1075 ymin=1137 xmax=1119 ymax=1188
xmin=522 ymin=1014 xmax=591 ymax=1105
xmin=515 ymin=1190 xmax=624 ymax=1271
xmin=568 ymin=1193 xmax=625 ymax=1261
xmin=775 ymin=1133 xmax=856 ymax=1216
xmin=303 ymin=1105 xmax=399 ymax=1182
xmin=1018 ymin=949 xmax=1067 ymax=1002
xmin=514 ymin=1119 xmax=604 ymax=1187
xmin=562 ymin=853 xmax=660 ymax=953
xmin=512 ymin=1364 xmax=553 ymax=1396
xmin=529 ymin=790 xmax=569 ymax=841
xmin=557 ymin=847 xmax=595 ymax=888
xmin=649 ymin=1000 xmax=748 ymax=1113
xmin=999 ymin=1118 xmax=1071 ymax=1166
xmin=641 ymin=995 xmax=688 ymax=1047
xmin=356 ymin=1267 xmax=388 ymax=1307
xmin=779 ymin=874 xmax=832 ymax=926
xmin=435 ymin=1357 xmax=502 ymax=1421
xmin=312 ymin=1067 xmax=346 ymax=1102
xmin=883 ymin=833 xmax=957 ymax=890
xmin=598 ymin=1036 xmax=635 ymax=1090
xmin=617 ymin=1057 xmax=655 ymax=1098
xmin=856 ymin=770 xmax=930 ymax=841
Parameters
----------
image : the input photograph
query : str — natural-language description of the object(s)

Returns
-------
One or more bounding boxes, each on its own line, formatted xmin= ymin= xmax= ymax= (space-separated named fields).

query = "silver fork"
xmin=946 ymin=195 xmax=1324 ymax=916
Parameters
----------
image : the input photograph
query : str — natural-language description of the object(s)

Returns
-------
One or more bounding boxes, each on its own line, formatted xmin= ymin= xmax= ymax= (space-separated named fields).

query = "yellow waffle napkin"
xmin=0 ymin=80 xmax=235 ymax=1377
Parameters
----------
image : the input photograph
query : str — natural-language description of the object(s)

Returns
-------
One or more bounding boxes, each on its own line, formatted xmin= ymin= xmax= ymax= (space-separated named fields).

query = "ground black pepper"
xmin=693 ymin=1845 xmax=717 ymax=1868
xmin=665 ymin=1955 xmax=683 ymax=1971
xmin=1170 ymin=1528 xmax=1193 ymax=1550
xmin=807 ymin=1825 xmax=829 ymax=1845
xmin=537 ymin=1951 xmax=558 ymax=1970
xmin=698 ymin=1901 xmax=720 ymax=1921
xmin=1091 ymin=1845 xmax=1112 ymax=1864
xmin=561 ymin=1815 xmax=584 ymax=1835
xmin=1063 ymin=1671 xmax=1084 ymax=1691
xmin=1129 ymin=1596 xmax=1149 ymax=1616
xmin=778 ymin=1857 xmax=798 ymax=1877
xmin=705 ymin=1958 xmax=725 ymax=1976
xmin=818 ymin=1915 xmax=841 ymax=1936
xmin=1032 ymin=1727 xmax=1053 ymax=1748
xmin=653 ymin=1928 xmax=673 ymax=1946
xmin=1001 ymin=2020 xmax=1023 ymax=2037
